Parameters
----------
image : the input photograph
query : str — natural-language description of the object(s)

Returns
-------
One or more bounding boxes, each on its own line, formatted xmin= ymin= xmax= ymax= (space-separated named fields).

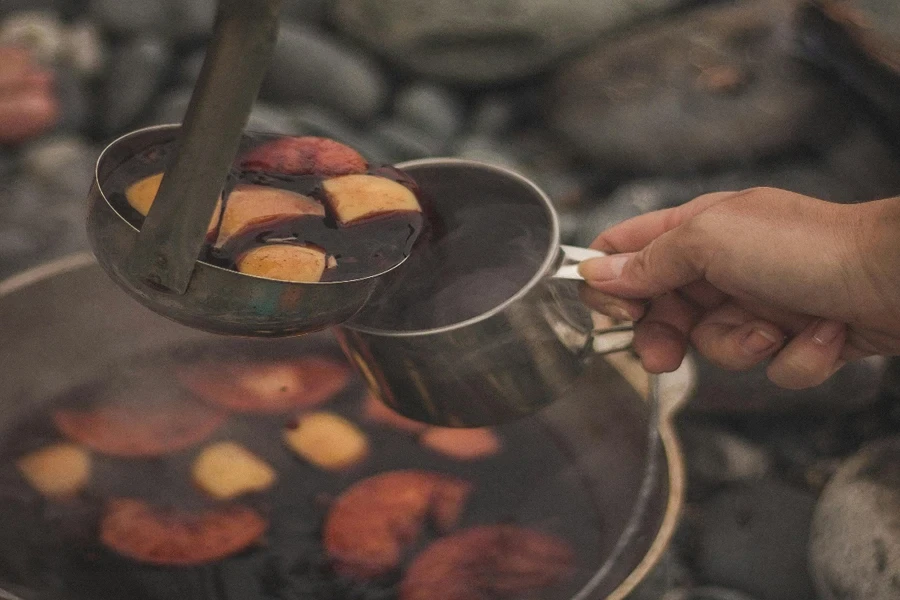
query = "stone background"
xmin=1 ymin=0 xmax=899 ymax=599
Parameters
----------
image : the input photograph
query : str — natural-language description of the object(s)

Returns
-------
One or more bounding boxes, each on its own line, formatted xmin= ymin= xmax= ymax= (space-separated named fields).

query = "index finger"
xmin=591 ymin=191 xmax=736 ymax=253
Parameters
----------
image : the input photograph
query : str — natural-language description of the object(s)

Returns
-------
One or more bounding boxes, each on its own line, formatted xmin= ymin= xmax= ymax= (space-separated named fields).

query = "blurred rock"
xmin=453 ymin=134 xmax=526 ymax=172
xmin=824 ymin=121 xmax=900 ymax=202
xmin=60 ymin=20 xmax=106 ymax=77
xmin=280 ymin=0 xmax=329 ymax=24
xmin=261 ymin=23 xmax=389 ymax=122
xmin=393 ymin=82 xmax=465 ymax=140
xmin=333 ymin=0 xmax=690 ymax=85
xmin=469 ymin=93 xmax=519 ymax=136
xmin=50 ymin=68 xmax=90 ymax=134
xmin=101 ymin=36 xmax=172 ymax=134
xmin=0 ymin=10 xmax=63 ymax=65
xmin=817 ymin=0 xmax=900 ymax=74
xmin=20 ymin=135 xmax=96 ymax=196
xmin=245 ymin=103 xmax=298 ymax=135
xmin=149 ymin=86 xmax=193 ymax=126
xmin=810 ymin=437 xmax=900 ymax=600
xmin=678 ymin=423 xmax=772 ymax=492
xmin=89 ymin=0 xmax=167 ymax=35
xmin=548 ymin=0 xmax=853 ymax=175
xmin=665 ymin=587 xmax=762 ymax=600
xmin=369 ymin=118 xmax=446 ymax=161
xmin=696 ymin=480 xmax=817 ymax=600
xmin=686 ymin=355 xmax=885 ymax=415
xmin=168 ymin=0 xmax=216 ymax=40
xmin=177 ymin=48 xmax=206 ymax=85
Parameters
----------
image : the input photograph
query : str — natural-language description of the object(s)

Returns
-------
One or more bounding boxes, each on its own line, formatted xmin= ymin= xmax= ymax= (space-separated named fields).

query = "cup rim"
xmin=92 ymin=123 xmax=411 ymax=287
xmin=344 ymin=157 xmax=562 ymax=337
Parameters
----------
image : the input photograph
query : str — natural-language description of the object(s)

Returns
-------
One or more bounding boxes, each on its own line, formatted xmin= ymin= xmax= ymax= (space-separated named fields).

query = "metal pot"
xmin=0 ymin=254 xmax=687 ymax=600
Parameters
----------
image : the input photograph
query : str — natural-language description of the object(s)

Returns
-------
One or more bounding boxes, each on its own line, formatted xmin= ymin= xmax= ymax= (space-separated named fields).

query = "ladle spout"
xmin=124 ymin=0 xmax=282 ymax=294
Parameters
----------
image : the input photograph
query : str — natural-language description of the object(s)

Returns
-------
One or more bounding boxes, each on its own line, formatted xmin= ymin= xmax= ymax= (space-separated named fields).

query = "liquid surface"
xmin=0 ymin=339 xmax=603 ymax=600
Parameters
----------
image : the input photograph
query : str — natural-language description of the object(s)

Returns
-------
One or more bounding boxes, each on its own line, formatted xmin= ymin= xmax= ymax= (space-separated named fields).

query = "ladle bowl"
xmin=86 ymin=124 xmax=400 ymax=337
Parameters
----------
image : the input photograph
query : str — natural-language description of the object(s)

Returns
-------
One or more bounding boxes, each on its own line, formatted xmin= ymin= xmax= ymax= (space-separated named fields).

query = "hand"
xmin=578 ymin=187 xmax=900 ymax=389
xmin=0 ymin=46 xmax=58 ymax=145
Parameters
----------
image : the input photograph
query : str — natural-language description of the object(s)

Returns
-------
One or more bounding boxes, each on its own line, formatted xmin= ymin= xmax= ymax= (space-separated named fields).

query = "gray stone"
xmin=547 ymin=0 xmax=853 ymax=175
xmin=369 ymin=118 xmax=446 ymax=162
xmin=696 ymin=480 xmax=817 ymax=600
xmin=678 ymin=423 xmax=772 ymax=490
xmin=333 ymin=0 xmax=689 ymax=85
xmin=453 ymin=134 xmax=525 ymax=172
xmin=167 ymin=0 xmax=216 ymax=40
xmin=245 ymin=103 xmax=298 ymax=135
xmin=102 ymin=37 xmax=172 ymax=134
xmin=687 ymin=355 xmax=885 ymax=415
xmin=393 ymin=82 xmax=465 ymax=140
xmin=60 ymin=20 xmax=106 ymax=77
xmin=0 ymin=10 xmax=64 ymax=65
xmin=261 ymin=23 xmax=389 ymax=122
xmin=824 ymin=122 xmax=900 ymax=202
xmin=50 ymin=68 xmax=90 ymax=134
xmin=149 ymin=87 xmax=193 ymax=126
xmin=89 ymin=0 xmax=167 ymax=35
xmin=469 ymin=94 xmax=518 ymax=136
xmin=290 ymin=104 xmax=391 ymax=163
xmin=810 ymin=437 xmax=900 ymax=600
xmin=177 ymin=48 xmax=206 ymax=86
xmin=0 ymin=1 xmax=64 ymax=18
xmin=20 ymin=135 xmax=97 ymax=196
xmin=280 ymin=0 xmax=329 ymax=23
xmin=666 ymin=588 xmax=761 ymax=600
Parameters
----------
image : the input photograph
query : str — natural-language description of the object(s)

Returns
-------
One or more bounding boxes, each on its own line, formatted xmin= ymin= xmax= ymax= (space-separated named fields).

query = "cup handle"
xmin=553 ymin=245 xmax=607 ymax=280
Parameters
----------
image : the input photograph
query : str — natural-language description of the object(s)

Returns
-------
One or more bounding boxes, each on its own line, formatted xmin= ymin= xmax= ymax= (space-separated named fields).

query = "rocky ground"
xmin=1 ymin=0 xmax=899 ymax=599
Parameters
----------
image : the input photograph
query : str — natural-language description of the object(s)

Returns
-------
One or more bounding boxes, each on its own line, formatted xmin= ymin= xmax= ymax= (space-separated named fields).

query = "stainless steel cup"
xmin=336 ymin=158 xmax=632 ymax=427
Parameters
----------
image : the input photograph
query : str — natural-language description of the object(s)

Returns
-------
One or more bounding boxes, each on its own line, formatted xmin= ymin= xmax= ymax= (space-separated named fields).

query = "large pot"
xmin=0 ymin=254 xmax=686 ymax=600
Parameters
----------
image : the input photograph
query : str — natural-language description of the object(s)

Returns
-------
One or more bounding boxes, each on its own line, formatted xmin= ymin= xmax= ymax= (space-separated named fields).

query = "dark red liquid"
xmin=102 ymin=134 xmax=430 ymax=282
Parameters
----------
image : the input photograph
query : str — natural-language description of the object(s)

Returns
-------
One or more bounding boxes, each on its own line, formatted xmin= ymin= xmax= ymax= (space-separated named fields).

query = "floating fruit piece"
xmin=363 ymin=391 xmax=428 ymax=435
xmin=53 ymin=393 xmax=227 ymax=458
xmin=100 ymin=498 xmax=267 ymax=566
xmin=420 ymin=427 xmax=501 ymax=461
xmin=215 ymin=184 xmax=325 ymax=248
xmin=192 ymin=442 xmax=276 ymax=500
xmin=324 ymin=470 xmax=472 ymax=579
xmin=124 ymin=172 xmax=222 ymax=231
xmin=236 ymin=244 xmax=327 ymax=283
xmin=322 ymin=174 xmax=421 ymax=225
xmin=239 ymin=136 xmax=368 ymax=177
xmin=178 ymin=357 xmax=351 ymax=414
xmin=400 ymin=525 xmax=575 ymax=600
xmin=16 ymin=443 xmax=91 ymax=498
xmin=284 ymin=411 xmax=369 ymax=471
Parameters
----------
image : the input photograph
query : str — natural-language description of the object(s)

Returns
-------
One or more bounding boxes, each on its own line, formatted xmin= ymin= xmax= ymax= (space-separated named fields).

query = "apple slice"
xmin=192 ymin=442 xmax=276 ymax=500
xmin=284 ymin=411 xmax=369 ymax=471
xmin=16 ymin=443 xmax=91 ymax=498
xmin=125 ymin=172 xmax=222 ymax=232
xmin=236 ymin=244 xmax=327 ymax=283
xmin=420 ymin=427 xmax=501 ymax=461
xmin=215 ymin=184 xmax=325 ymax=248
xmin=322 ymin=174 xmax=421 ymax=225
xmin=239 ymin=136 xmax=368 ymax=177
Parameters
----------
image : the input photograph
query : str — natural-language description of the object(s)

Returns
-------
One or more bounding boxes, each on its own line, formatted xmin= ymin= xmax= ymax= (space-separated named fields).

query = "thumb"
xmin=578 ymin=227 xmax=708 ymax=299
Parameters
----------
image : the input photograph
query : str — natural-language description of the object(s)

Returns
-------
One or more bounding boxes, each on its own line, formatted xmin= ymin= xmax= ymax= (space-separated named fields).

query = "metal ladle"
xmin=87 ymin=0 xmax=404 ymax=337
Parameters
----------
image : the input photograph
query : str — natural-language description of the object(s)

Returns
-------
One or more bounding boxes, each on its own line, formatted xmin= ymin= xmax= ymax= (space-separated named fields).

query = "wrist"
xmin=855 ymin=196 xmax=900 ymax=324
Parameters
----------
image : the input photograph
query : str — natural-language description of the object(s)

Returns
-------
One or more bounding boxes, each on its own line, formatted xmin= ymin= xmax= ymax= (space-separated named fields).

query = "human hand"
xmin=578 ymin=188 xmax=900 ymax=389
xmin=0 ymin=46 xmax=58 ymax=146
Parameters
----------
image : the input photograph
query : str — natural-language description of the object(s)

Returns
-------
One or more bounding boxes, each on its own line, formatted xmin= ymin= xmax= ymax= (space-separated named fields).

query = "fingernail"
xmin=812 ymin=320 xmax=844 ymax=345
xmin=741 ymin=328 xmax=780 ymax=355
xmin=579 ymin=255 xmax=630 ymax=282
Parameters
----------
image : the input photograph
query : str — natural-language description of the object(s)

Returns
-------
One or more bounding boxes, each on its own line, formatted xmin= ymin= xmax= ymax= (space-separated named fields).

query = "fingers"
xmin=690 ymin=302 xmax=786 ymax=371
xmin=578 ymin=285 xmax=646 ymax=322
xmin=633 ymin=292 xmax=700 ymax=373
xmin=589 ymin=192 xmax=734 ymax=253
xmin=766 ymin=319 xmax=846 ymax=389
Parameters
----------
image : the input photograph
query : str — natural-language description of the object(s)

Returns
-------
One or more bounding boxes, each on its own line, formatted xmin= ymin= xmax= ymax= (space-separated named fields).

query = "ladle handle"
xmin=553 ymin=245 xmax=607 ymax=281
xmin=126 ymin=0 xmax=282 ymax=294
